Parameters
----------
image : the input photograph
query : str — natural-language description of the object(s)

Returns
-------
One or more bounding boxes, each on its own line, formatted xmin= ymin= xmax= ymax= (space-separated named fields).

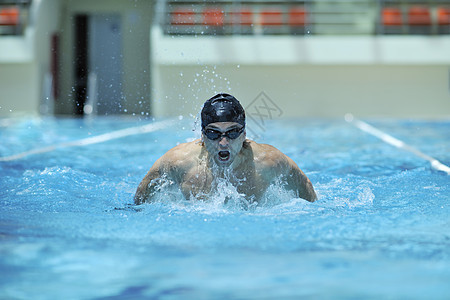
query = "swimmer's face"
xmin=202 ymin=122 xmax=245 ymax=167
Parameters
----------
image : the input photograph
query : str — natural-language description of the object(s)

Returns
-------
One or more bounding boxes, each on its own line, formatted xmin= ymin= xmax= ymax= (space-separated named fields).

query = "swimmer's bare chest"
xmin=179 ymin=165 xmax=268 ymax=201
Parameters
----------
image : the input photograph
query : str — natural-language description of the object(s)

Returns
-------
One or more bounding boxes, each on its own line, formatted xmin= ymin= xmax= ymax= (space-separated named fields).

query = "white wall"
xmin=152 ymin=64 xmax=450 ymax=119
xmin=0 ymin=0 xmax=62 ymax=117
xmin=0 ymin=63 xmax=38 ymax=115
xmin=151 ymin=32 xmax=450 ymax=119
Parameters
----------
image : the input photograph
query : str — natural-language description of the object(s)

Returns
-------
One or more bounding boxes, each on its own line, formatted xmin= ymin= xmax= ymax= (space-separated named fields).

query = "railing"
xmin=157 ymin=0 xmax=450 ymax=36
xmin=379 ymin=1 xmax=450 ymax=34
xmin=0 ymin=0 xmax=31 ymax=36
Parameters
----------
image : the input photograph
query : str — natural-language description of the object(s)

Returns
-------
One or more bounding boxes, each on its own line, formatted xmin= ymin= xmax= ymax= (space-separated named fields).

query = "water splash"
xmin=315 ymin=178 xmax=375 ymax=210
xmin=141 ymin=171 xmax=309 ymax=214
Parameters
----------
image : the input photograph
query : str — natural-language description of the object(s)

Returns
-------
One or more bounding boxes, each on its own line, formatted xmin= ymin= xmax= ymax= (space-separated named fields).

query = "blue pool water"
xmin=1 ymin=117 xmax=449 ymax=299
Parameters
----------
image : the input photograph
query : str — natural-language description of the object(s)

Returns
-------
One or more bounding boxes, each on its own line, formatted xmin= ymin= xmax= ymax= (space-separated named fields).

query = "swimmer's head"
xmin=201 ymin=94 xmax=245 ymax=130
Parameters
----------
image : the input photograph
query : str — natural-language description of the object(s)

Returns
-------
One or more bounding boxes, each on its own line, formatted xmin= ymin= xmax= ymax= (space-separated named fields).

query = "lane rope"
xmin=0 ymin=119 xmax=176 ymax=162
xmin=345 ymin=114 xmax=450 ymax=175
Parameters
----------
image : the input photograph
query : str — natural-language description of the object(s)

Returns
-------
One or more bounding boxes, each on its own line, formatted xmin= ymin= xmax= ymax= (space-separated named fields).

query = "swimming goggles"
xmin=203 ymin=127 xmax=244 ymax=140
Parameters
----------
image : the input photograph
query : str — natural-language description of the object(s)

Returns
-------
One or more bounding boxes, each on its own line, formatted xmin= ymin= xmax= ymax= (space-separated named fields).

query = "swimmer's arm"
xmin=284 ymin=157 xmax=317 ymax=202
xmin=134 ymin=153 xmax=178 ymax=205
xmin=134 ymin=164 xmax=161 ymax=205
xmin=259 ymin=145 xmax=317 ymax=202
xmin=134 ymin=147 xmax=183 ymax=205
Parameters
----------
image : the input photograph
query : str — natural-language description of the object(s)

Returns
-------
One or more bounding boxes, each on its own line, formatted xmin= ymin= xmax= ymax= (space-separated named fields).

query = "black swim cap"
xmin=201 ymin=93 xmax=245 ymax=129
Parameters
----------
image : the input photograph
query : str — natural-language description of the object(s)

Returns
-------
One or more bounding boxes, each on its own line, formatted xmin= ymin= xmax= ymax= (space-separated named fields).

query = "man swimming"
xmin=134 ymin=93 xmax=317 ymax=205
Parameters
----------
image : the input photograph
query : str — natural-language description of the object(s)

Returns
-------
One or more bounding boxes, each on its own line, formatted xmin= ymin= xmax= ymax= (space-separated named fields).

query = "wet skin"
xmin=134 ymin=122 xmax=317 ymax=204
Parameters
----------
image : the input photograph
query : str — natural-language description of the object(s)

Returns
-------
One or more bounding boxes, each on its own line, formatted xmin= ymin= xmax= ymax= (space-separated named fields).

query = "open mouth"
xmin=218 ymin=151 xmax=230 ymax=162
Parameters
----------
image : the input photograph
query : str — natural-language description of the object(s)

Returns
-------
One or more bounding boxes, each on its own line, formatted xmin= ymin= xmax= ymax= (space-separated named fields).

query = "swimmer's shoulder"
xmin=162 ymin=139 xmax=203 ymax=166
xmin=250 ymin=140 xmax=302 ymax=173
xmin=245 ymin=139 xmax=287 ymax=167
xmin=246 ymin=139 xmax=284 ymax=157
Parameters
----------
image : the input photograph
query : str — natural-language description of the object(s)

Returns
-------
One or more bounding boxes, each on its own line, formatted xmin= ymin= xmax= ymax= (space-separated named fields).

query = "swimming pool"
xmin=1 ymin=116 xmax=449 ymax=299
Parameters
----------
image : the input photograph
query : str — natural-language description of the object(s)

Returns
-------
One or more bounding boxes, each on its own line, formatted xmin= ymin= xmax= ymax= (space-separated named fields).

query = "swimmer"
xmin=134 ymin=93 xmax=317 ymax=204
